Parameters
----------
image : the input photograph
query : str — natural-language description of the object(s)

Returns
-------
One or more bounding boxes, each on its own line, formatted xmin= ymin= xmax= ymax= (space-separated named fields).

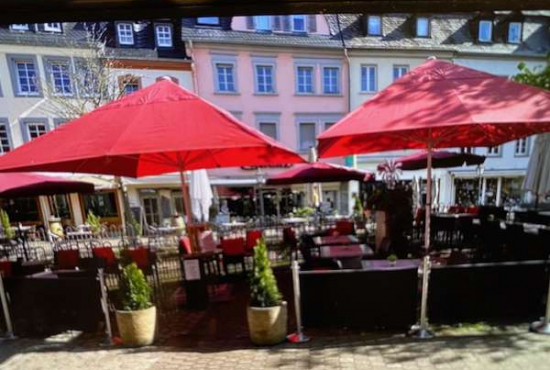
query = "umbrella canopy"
xmin=319 ymin=59 xmax=550 ymax=157
xmin=266 ymin=162 xmax=374 ymax=186
xmin=377 ymin=151 xmax=486 ymax=171
xmin=0 ymin=80 xmax=305 ymax=177
xmin=523 ymin=133 xmax=550 ymax=198
xmin=189 ymin=169 xmax=213 ymax=222
xmin=0 ymin=172 xmax=94 ymax=198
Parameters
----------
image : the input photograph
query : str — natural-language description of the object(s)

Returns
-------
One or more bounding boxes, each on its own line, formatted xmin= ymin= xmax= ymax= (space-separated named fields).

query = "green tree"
xmin=249 ymin=238 xmax=282 ymax=308
xmin=0 ymin=209 xmax=14 ymax=239
xmin=119 ymin=263 xmax=153 ymax=311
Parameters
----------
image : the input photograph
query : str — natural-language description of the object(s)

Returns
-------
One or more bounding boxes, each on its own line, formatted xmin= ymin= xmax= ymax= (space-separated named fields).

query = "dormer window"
xmin=117 ymin=23 xmax=134 ymax=45
xmin=478 ymin=20 xmax=493 ymax=42
xmin=197 ymin=17 xmax=220 ymax=26
xmin=367 ymin=15 xmax=382 ymax=36
xmin=254 ymin=16 xmax=271 ymax=32
xmin=416 ymin=17 xmax=430 ymax=37
xmin=291 ymin=15 xmax=307 ymax=32
xmin=10 ymin=24 xmax=29 ymax=31
xmin=155 ymin=24 xmax=173 ymax=47
xmin=508 ymin=22 xmax=522 ymax=44
xmin=44 ymin=23 xmax=62 ymax=32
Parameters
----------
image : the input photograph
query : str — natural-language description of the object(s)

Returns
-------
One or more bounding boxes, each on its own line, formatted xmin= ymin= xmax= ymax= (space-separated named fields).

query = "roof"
xmin=0 ymin=22 xmax=90 ymax=49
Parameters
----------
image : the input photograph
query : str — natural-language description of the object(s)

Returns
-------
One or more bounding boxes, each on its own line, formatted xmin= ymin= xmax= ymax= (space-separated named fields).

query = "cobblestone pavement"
xmin=2 ymin=326 xmax=550 ymax=370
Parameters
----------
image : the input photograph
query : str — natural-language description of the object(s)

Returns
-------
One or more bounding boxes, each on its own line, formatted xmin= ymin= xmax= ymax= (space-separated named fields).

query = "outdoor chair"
xmin=54 ymin=249 xmax=81 ymax=270
xmin=179 ymin=236 xmax=192 ymax=256
xmin=283 ymin=227 xmax=298 ymax=259
xmin=335 ymin=220 xmax=355 ymax=235
xmin=220 ymin=237 xmax=246 ymax=275
xmin=91 ymin=243 xmax=119 ymax=273
xmin=0 ymin=259 xmax=12 ymax=277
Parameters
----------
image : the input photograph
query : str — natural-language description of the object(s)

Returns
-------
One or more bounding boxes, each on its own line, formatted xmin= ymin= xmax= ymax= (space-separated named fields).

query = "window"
xmin=117 ymin=23 xmax=134 ymax=45
xmin=416 ymin=17 xmax=430 ymax=37
xmin=515 ymin=138 xmax=529 ymax=156
xmin=48 ymin=194 xmax=72 ymax=220
xmin=155 ymin=25 xmax=173 ymax=47
xmin=367 ymin=15 xmax=382 ymax=35
xmin=14 ymin=59 xmax=39 ymax=95
xmin=487 ymin=146 xmax=501 ymax=156
xmin=361 ymin=65 xmax=377 ymax=92
xmin=322 ymin=67 xmax=339 ymax=94
xmin=508 ymin=22 xmax=522 ymax=44
xmin=82 ymin=191 xmax=119 ymax=219
xmin=478 ymin=20 xmax=493 ymax=42
xmin=124 ymin=82 xmax=140 ymax=95
xmin=10 ymin=24 xmax=29 ymax=31
xmin=44 ymin=23 xmax=62 ymax=32
xmin=76 ymin=62 xmax=100 ymax=97
xmin=216 ymin=63 xmax=236 ymax=92
xmin=0 ymin=124 xmax=11 ymax=154
xmin=197 ymin=17 xmax=220 ymax=25
xmin=255 ymin=65 xmax=274 ymax=93
xmin=254 ymin=16 xmax=271 ymax=31
xmin=292 ymin=15 xmax=307 ymax=32
xmin=393 ymin=65 xmax=409 ymax=81
xmin=26 ymin=122 xmax=47 ymax=141
xmin=142 ymin=196 xmax=161 ymax=226
xmin=324 ymin=122 xmax=336 ymax=131
xmin=259 ymin=122 xmax=277 ymax=140
xmin=296 ymin=66 xmax=314 ymax=94
xmin=47 ymin=60 xmax=72 ymax=96
xmin=119 ymin=75 xmax=141 ymax=95
xmin=0 ymin=197 xmax=40 ymax=222
xmin=298 ymin=123 xmax=316 ymax=151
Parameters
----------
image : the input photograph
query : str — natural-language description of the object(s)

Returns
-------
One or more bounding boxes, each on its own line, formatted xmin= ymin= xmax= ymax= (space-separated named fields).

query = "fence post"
xmin=98 ymin=268 xmax=113 ymax=345
xmin=287 ymin=259 xmax=309 ymax=343
xmin=0 ymin=272 xmax=15 ymax=339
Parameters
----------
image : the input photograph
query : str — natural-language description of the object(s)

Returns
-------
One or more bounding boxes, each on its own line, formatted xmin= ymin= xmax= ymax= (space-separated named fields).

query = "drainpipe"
xmin=187 ymin=40 xmax=200 ymax=95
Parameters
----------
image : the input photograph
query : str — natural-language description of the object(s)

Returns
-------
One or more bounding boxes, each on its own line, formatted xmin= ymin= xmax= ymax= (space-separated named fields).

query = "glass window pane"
xmin=156 ymin=25 xmax=172 ymax=47
xmin=216 ymin=63 xmax=235 ymax=92
xmin=292 ymin=15 xmax=306 ymax=32
xmin=254 ymin=16 xmax=271 ymax=31
xmin=197 ymin=17 xmax=219 ymax=25
xmin=479 ymin=20 xmax=492 ymax=42
xmin=508 ymin=22 xmax=521 ymax=43
xmin=259 ymin=122 xmax=277 ymax=139
xmin=83 ymin=192 xmax=119 ymax=218
xmin=368 ymin=16 xmax=381 ymax=35
xmin=297 ymin=66 xmax=313 ymax=93
xmin=323 ymin=67 xmax=339 ymax=94
xmin=299 ymin=123 xmax=316 ymax=151
xmin=0 ymin=124 xmax=11 ymax=154
xmin=416 ymin=17 xmax=429 ymax=37
xmin=0 ymin=197 xmax=40 ymax=222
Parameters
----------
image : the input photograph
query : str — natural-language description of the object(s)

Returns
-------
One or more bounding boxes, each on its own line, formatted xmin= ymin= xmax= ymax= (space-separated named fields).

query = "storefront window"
xmin=82 ymin=191 xmax=119 ymax=219
xmin=0 ymin=197 xmax=40 ymax=223
xmin=48 ymin=194 xmax=72 ymax=220
xmin=454 ymin=178 xmax=480 ymax=206
xmin=501 ymin=177 xmax=525 ymax=207
xmin=484 ymin=178 xmax=499 ymax=206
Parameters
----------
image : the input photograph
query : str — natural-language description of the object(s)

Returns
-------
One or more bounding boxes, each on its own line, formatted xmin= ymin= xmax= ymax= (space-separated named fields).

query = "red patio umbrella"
xmin=0 ymin=80 xmax=305 ymax=244
xmin=376 ymin=151 xmax=486 ymax=172
xmin=0 ymin=173 xmax=94 ymax=198
xmin=318 ymin=59 xmax=550 ymax=337
xmin=266 ymin=162 xmax=374 ymax=186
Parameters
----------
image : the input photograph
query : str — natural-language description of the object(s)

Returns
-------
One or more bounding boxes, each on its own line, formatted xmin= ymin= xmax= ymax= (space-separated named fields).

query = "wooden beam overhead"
xmin=1 ymin=0 xmax=548 ymax=23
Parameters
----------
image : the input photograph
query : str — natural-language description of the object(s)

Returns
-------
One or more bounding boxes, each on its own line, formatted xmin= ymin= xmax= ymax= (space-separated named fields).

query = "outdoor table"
xmin=312 ymin=234 xmax=359 ymax=247
xmin=361 ymin=259 xmax=420 ymax=271
xmin=319 ymin=244 xmax=373 ymax=259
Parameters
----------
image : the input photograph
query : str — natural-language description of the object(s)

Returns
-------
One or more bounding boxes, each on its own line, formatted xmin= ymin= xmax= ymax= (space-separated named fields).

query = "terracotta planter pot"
xmin=116 ymin=306 xmax=156 ymax=346
xmin=247 ymin=301 xmax=287 ymax=345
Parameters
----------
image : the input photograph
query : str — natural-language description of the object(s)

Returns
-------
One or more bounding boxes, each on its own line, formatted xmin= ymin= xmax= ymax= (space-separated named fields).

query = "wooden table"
xmin=319 ymin=244 xmax=373 ymax=259
xmin=313 ymin=235 xmax=359 ymax=247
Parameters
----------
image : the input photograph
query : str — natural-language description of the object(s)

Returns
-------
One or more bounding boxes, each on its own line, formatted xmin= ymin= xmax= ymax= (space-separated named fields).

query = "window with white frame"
xmin=298 ymin=123 xmax=316 ymax=151
xmin=123 ymin=81 xmax=140 ymax=95
xmin=478 ymin=20 xmax=493 ymax=42
xmin=416 ymin=17 xmax=430 ymax=37
xmin=508 ymin=22 xmax=522 ymax=44
xmin=10 ymin=24 xmax=29 ymax=31
xmin=322 ymin=67 xmax=339 ymax=94
xmin=44 ymin=23 xmax=62 ymax=32
xmin=197 ymin=17 xmax=220 ymax=25
xmin=0 ymin=124 xmax=10 ymax=154
xmin=47 ymin=60 xmax=72 ymax=96
xmin=26 ymin=122 xmax=47 ymax=141
xmin=296 ymin=66 xmax=314 ymax=94
xmin=515 ymin=137 xmax=529 ymax=156
xmin=155 ymin=25 xmax=172 ymax=47
xmin=254 ymin=16 xmax=271 ymax=31
xmin=292 ymin=15 xmax=307 ymax=32
xmin=14 ymin=59 xmax=39 ymax=95
xmin=259 ymin=122 xmax=277 ymax=140
xmin=393 ymin=65 xmax=409 ymax=81
xmin=117 ymin=23 xmax=134 ymax=45
xmin=367 ymin=15 xmax=382 ymax=35
xmin=487 ymin=145 xmax=501 ymax=156
xmin=255 ymin=65 xmax=275 ymax=93
xmin=361 ymin=65 xmax=377 ymax=92
xmin=215 ymin=63 xmax=236 ymax=92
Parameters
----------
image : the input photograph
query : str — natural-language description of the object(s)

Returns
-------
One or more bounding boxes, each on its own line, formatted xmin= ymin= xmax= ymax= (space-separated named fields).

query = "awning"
xmin=0 ymin=173 xmax=94 ymax=198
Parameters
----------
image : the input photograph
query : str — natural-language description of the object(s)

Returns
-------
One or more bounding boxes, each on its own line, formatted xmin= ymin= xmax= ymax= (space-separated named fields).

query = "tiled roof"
xmin=0 ymin=22 xmax=90 ymax=48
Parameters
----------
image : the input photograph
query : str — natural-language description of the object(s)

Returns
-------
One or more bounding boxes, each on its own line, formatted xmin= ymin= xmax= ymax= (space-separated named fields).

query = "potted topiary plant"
xmin=387 ymin=253 xmax=398 ymax=266
xmin=116 ymin=262 xmax=156 ymax=346
xmin=248 ymin=238 xmax=287 ymax=345
xmin=86 ymin=211 xmax=102 ymax=235
xmin=0 ymin=209 xmax=14 ymax=239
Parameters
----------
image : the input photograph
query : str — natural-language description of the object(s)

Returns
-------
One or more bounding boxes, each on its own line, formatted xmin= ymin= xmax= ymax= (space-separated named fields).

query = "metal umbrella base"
xmin=287 ymin=332 xmax=310 ymax=343
xmin=408 ymin=325 xmax=435 ymax=339
xmin=530 ymin=321 xmax=550 ymax=335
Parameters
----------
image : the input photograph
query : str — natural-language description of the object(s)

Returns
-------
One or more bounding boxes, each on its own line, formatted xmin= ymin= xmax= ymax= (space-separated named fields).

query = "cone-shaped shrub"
xmin=249 ymin=238 xmax=282 ymax=308
xmin=119 ymin=262 xmax=153 ymax=311
xmin=0 ymin=209 xmax=14 ymax=239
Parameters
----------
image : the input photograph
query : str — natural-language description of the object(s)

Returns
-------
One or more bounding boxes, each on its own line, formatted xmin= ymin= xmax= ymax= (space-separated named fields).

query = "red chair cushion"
xmin=467 ymin=206 xmax=480 ymax=215
xmin=126 ymin=248 xmax=150 ymax=270
xmin=221 ymin=237 xmax=246 ymax=256
xmin=179 ymin=236 xmax=192 ymax=255
xmin=0 ymin=260 xmax=12 ymax=278
xmin=92 ymin=247 xmax=116 ymax=267
xmin=245 ymin=230 xmax=263 ymax=252
xmin=327 ymin=228 xmax=339 ymax=236
xmin=336 ymin=221 xmax=354 ymax=235
xmin=57 ymin=249 xmax=79 ymax=270
xmin=283 ymin=227 xmax=297 ymax=244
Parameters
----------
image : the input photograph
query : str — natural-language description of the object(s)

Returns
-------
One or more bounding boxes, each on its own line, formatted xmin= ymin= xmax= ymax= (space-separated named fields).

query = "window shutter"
xmin=307 ymin=15 xmax=317 ymax=33
xmin=282 ymin=16 xmax=291 ymax=32
xmin=246 ymin=16 xmax=254 ymax=30
xmin=272 ymin=16 xmax=282 ymax=31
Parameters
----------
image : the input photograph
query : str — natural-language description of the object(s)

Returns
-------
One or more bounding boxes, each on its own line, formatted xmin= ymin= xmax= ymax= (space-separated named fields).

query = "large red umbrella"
xmin=318 ymin=59 xmax=550 ymax=337
xmin=266 ymin=162 xmax=373 ymax=186
xmin=376 ymin=150 xmax=486 ymax=171
xmin=0 ymin=173 xmax=94 ymax=198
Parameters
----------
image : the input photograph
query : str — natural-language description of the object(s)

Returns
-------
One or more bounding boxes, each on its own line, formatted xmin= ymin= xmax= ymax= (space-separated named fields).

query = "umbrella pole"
xmin=179 ymin=171 xmax=197 ymax=252
xmin=409 ymin=140 xmax=434 ymax=339
xmin=530 ymin=266 xmax=550 ymax=335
